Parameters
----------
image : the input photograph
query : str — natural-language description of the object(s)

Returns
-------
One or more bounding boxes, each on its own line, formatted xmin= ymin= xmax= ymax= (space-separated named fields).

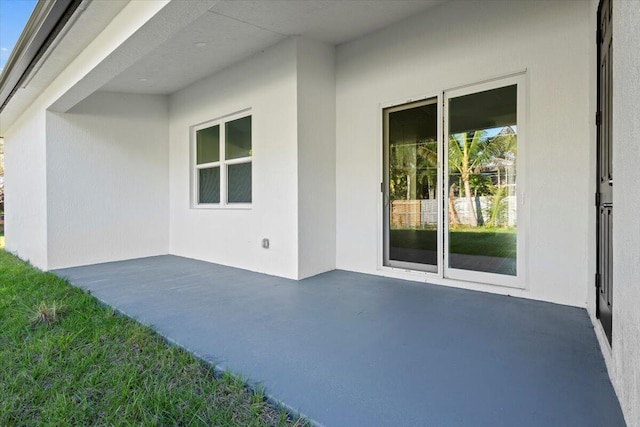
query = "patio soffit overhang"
xmin=0 ymin=0 xmax=446 ymax=134
xmin=0 ymin=0 xmax=129 ymax=135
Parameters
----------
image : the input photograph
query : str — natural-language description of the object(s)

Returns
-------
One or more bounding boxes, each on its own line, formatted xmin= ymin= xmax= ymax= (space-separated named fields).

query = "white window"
xmin=192 ymin=113 xmax=252 ymax=207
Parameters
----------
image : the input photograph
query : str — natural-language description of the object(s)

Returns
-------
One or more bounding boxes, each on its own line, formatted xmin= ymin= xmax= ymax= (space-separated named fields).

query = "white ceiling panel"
xmin=101 ymin=10 xmax=285 ymax=94
xmin=210 ymin=0 xmax=445 ymax=44
xmin=100 ymin=0 xmax=446 ymax=95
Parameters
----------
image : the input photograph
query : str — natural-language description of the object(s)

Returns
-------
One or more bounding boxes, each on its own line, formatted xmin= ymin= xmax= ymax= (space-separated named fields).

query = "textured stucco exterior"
xmin=168 ymin=38 xmax=300 ymax=279
xmin=335 ymin=0 xmax=592 ymax=307
xmin=46 ymin=92 xmax=170 ymax=269
xmin=296 ymin=38 xmax=336 ymax=278
xmin=610 ymin=1 xmax=640 ymax=425
xmin=2 ymin=0 xmax=172 ymax=268
xmin=4 ymin=110 xmax=48 ymax=268
xmin=169 ymin=37 xmax=337 ymax=280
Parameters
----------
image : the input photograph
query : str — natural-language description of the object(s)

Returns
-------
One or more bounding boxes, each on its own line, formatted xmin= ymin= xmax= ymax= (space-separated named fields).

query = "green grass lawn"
xmin=391 ymin=226 xmax=516 ymax=259
xmin=0 ymin=250 xmax=306 ymax=426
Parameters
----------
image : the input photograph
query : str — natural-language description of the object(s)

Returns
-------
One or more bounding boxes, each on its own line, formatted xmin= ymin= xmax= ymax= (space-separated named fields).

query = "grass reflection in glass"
xmin=390 ymin=226 xmax=516 ymax=259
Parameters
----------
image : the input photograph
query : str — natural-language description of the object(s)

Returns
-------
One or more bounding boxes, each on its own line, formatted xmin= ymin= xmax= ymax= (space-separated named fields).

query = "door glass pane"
xmin=387 ymin=100 xmax=438 ymax=268
xmin=196 ymin=125 xmax=219 ymax=164
xmin=448 ymin=85 xmax=517 ymax=275
xmin=226 ymin=116 xmax=252 ymax=160
xmin=199 ymin=167 xmax=220 ymax=203
xmin=228 ymin=162 xmax=252 ymax=203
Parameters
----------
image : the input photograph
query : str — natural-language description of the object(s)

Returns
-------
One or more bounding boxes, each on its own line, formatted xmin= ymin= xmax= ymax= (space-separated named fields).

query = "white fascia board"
xmin=2 ymin=1 xmax=222 ymax=136
xmin=46 ymin=0 xmax=174 ymax=113
xmin=1 ymin=0 xmax=170 ymax=134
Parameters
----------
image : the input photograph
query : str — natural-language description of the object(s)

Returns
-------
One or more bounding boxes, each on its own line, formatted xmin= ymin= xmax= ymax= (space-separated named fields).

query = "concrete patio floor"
xmin=53 ymin=255 xmax=625 ymax=427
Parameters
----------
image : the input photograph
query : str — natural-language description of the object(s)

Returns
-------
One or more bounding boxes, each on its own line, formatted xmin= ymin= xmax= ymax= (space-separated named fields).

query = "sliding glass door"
xmin=444 ymin=78 xmax=523 ymax=286
xmin=383 ymin=98 xmax=441 ymax=273
xmin=383 ymin=76 xmax=524 ymax=287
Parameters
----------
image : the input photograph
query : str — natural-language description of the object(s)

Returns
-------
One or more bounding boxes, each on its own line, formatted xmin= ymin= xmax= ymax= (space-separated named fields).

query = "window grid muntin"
xmin=192 ymin=112 xmax=252 ymax=207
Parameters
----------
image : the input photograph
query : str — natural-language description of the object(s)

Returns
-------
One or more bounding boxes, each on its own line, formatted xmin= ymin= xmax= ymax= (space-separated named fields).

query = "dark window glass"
xmin=227 ymin=163 xmax=251 ymax=203
xmin=225 ymin=116 xmax=251 ymax=160
xmin=199 ymin=167 xmax=220 ymax=203
xmin=196 ymin=125 xmax=220 ymax=164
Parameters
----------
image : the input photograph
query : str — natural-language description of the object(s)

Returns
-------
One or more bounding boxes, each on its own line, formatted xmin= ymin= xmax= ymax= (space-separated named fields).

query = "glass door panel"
xmin=445 ymin=84 xmax=519 ymax=279
xmin=383 ymin=98 xmax=440 ymax=272
xmin=382 ymin=76 xmax=523 ymax=287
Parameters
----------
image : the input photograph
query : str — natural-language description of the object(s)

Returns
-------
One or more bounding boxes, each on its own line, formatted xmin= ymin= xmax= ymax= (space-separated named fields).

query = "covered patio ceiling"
xmin=1 ymin=0 xmax=446 ymax=134
xmin=101 ymin=0 xmax=447 ymax=95
xmin=52 ymin=0 xmax=446 ymax=111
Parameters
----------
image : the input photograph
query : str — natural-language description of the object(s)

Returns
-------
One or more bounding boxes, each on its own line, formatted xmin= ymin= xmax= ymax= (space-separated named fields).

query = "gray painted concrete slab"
xmin=53 ymin=256 xmax=625 ymax=427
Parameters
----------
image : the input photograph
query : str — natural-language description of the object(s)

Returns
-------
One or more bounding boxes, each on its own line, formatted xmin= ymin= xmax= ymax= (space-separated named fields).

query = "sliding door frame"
xmin=443 ymin=74 xmax=526 ymax=288
xmin=382 ymin=95 xmax=443 ymax=275
xmin=380 ymin=73 xmax=526 ymax=289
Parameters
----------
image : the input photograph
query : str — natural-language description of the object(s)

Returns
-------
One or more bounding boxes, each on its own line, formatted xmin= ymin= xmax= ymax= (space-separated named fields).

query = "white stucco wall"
xmin=335 ymin=0 xmax=593 ymax=306
xmin=296 ymin=38 xmax=336 ymax=279
xmin=3 ymin=110 xmax=48 ymax=268
xmin=45 ymin=92 xmax=169 ymax=269
xmin=1 ymin=0 xmax=174 ymax=270
xmin=611 ymin=2 xmax=640 ymax=425
xmin=169 ymin=38 xmax=300 ymax=279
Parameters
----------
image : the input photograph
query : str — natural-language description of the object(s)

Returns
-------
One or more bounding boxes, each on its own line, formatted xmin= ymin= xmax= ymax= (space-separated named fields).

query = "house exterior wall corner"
xmin=3 ymin=110 xmax=48 ymax=269
xmin=611 ymin=1 xmax=640 ymax=426
xmin=296 ymin=37 xmax=337 ymax=279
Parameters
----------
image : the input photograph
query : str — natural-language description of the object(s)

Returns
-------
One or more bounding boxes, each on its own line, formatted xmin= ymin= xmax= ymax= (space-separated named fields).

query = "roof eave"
xmin=0 ymin=0 xmax=80 ymax=114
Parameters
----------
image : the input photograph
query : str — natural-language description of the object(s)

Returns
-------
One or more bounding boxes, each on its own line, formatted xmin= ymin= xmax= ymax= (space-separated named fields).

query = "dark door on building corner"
xmin=596 ymin=0 xmax=613 ymax=345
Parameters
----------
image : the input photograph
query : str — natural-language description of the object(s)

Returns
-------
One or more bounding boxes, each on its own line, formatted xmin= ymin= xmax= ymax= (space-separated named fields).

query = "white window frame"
xmin=191 ymin=110 xmax=252 ymax=209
